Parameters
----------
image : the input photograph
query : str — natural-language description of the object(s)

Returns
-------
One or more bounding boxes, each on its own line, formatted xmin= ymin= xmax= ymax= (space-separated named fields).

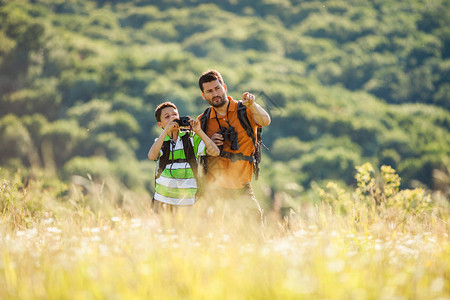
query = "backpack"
xmin=156 ymin=132 xmax=198 ymax=180
xmin=200 ymin=101 xmax=263 ymax=180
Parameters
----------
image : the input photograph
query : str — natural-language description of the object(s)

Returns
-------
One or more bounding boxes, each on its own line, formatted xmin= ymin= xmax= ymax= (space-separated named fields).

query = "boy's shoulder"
xmin=178 ymin=130 xmax=194 ymax=140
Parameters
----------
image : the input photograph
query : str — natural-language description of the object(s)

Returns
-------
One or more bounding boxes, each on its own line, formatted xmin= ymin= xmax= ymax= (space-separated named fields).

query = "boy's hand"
xmin=163 ymin=118 xmax=180 ymax=134
xmin=190 ymin=116 xmax=202 ymax=133
xmin=242 ymin=92 xmax=255 ymax=107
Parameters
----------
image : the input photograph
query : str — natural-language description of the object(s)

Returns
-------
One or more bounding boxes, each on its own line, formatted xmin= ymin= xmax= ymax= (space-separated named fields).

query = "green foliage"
xmin=354 ymin=163 xmax=432 ymax=215
xmin=66 ymin=99 xmax=141 ymax=154
xmin=60 ymin=72 xmax=101 ymax=105
xmin=271 ymin=135 xmax=362 ymax=187
xmin=0 ymin=169 xmax=69 ymax=229
xmin=21 ymin=113 xmax=49 ymax=149
xmin=40 ymin=119 xmax=88 ymax=167
xmin=317 ymin=162 xmax=437 ymax=231
xmin=0 ymin=115 xmax=33 ymax=165
xmin=0 ymin=172 xmax=44 ymax=229
xmin=0 ymin=2 xmax=448 ymax=294
xmin=62 ymin=156 xmax=113 ymax=181
xmin=0 ymin=166 xmax=448 ymax=299
xmin=271 ymin=137 xmax=310 ymax=161
xmin=300 ymin=147 xmax=361 ymax=185
xmin=84 ymin=132 xmax=135 ymax=160
xmin=0 ymin=30 xmax=16 ymax=62
xmin=119 ymin=5 xmax=160 ymax=29
xmin=299 ymin=13 xmax=364 ymax=43
xmin=0 ymin=78 xmax=61 ymax=119
xmin=66 ymin=99 xmax=111 ymax=125
xmin=62 ymin=156 xmax=152 ymax=191
xmin=0 ymin=0 xmax=448 ymax=196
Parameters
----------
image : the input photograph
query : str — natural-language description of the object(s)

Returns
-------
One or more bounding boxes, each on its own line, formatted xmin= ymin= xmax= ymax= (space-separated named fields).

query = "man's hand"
xmin=242 ymin=92 xmax=255 ymax=107
xmin=242 ymin=92 xmax=271 ymax=127
xmin=210 ymin=132 xmax=224 ymax=146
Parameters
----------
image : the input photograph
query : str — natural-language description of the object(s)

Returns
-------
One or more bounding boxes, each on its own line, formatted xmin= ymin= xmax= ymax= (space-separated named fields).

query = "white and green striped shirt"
xmin=154 ymin=131 xmax=206 ymax=205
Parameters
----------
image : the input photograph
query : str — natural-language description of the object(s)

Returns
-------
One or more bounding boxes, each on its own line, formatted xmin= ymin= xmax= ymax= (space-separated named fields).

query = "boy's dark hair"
xmin=154 ymin=101 xmax=177 ymax=122
xmin=198 ymin=69 xmax=224 ymax=92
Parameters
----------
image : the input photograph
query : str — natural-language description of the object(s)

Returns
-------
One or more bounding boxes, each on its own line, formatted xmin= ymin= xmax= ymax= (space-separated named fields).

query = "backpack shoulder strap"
xmin=156 ymin=140 xmax=171 ymax=179
xmin=181 ymin=132 xmax=198 ymax=179
xmin=199 ymin=107 xmax=212 ymax=174
xmin=236 ymin=101 xmax=263 ymax=180
xmin=236 ymin=101 xmax=256 ymax=144
xmin=200 ymin=107 xmax=212 ymax=133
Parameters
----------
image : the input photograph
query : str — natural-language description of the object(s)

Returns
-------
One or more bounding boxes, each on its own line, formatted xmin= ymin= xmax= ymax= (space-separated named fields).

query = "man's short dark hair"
xmin=198 ymin=69 xmax=224 ymax=92
xmin=154 ymin=101 xmax=177 ymax=122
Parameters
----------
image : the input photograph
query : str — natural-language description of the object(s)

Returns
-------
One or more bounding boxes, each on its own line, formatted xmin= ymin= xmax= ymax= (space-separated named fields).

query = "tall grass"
xmin=0 ymin=165 xmax=449 ymax=299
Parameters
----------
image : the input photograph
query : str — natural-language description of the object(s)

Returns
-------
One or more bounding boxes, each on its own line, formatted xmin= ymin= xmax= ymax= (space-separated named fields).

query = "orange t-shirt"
xmin=199 ymin=97 xmax=259 ymax=189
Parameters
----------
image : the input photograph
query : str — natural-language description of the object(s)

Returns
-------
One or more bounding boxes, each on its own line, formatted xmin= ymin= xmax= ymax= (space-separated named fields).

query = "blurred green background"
xmin=0 ymin=0 xmax=449 ymax=206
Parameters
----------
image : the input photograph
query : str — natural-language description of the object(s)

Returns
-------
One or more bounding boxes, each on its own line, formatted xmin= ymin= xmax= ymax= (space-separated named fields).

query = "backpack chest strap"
xmin=167 ymin=158 xmax=190 ymax=164
xmin=157 ymin=134 xmax=198 ymax=179
xmin=220 ymin=151 xmax=254 ymax=163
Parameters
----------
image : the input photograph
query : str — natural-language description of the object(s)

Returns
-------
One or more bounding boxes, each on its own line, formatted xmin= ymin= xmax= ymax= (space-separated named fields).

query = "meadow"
xmin=1 ymin=1 xmax=449 ymax=298
xmin=1 ymin=164 xmax=448 ymax=299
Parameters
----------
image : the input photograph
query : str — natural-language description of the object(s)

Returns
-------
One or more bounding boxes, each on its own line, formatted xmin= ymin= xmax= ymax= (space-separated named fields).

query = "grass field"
xmin=0 ymin=166 xmax=449 ymax=299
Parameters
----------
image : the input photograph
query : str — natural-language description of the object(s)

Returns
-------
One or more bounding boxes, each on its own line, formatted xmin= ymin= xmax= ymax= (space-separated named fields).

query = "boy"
xmin=148 ymin=102 xmax=219 ymax=211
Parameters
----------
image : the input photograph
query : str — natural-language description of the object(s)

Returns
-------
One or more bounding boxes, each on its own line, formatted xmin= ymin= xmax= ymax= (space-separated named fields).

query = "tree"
xmin=0 ymin=115 xmax=33 ymax=165
xmin=40 ymin=120 xmax=88 ymax=167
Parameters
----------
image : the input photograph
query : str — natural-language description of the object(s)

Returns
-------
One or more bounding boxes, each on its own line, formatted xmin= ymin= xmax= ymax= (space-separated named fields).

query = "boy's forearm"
xmin=195 ymin=129 xmax=220 ymax=156
xmin=148 ymin=131 xmax=167 ymax=160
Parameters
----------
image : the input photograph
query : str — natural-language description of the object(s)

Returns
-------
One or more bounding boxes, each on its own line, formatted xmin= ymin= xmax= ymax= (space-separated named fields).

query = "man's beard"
xmin=210 ymin=95 xmax=226 ymax=108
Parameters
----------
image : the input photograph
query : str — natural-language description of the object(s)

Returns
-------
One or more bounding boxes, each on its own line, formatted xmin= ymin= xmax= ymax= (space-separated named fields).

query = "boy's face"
xmin=158 ymin=106 xmax=179 ymax=129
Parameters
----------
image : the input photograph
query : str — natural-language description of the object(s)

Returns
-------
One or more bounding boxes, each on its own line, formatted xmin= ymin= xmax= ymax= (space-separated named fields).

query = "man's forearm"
xmin=249 ymin=103 xmax=271 ymax=126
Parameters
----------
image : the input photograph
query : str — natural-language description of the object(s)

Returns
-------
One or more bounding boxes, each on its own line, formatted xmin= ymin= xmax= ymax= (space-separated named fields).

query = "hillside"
xmin=0 ymin=0 xmax=449 ymax=205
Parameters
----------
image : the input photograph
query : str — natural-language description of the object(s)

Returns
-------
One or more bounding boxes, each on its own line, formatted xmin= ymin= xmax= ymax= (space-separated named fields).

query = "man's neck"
xmin=214 ymin=98 xmax=230 ymax=116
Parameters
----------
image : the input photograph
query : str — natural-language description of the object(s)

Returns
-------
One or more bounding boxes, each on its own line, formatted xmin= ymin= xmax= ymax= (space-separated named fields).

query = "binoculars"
xmin=175 ymin=117 xmax=190 ymax=127
xmin=218 ymin=126 xmax=239 ymax=150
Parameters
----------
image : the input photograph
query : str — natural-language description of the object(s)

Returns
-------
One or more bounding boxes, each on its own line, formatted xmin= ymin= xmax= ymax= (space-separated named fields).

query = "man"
xmin=197 ymin=70 xmax=271 ymax=217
